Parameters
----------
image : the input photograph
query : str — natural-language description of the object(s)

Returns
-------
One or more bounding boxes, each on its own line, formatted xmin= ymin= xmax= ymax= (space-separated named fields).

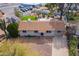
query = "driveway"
xmin=52 ymin=36 xmax=68 ymax=56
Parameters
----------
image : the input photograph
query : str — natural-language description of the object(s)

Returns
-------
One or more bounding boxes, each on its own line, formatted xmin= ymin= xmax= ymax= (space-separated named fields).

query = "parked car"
xmin=19 ymin=5 xmax=24 ymax=8
xmin=20 ymin=8 xmax=26 ymax=12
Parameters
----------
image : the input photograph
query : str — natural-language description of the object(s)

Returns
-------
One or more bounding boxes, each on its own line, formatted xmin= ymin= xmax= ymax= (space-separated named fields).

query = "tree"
xmin=14 ymin=8 xmax=22 ymax=18
xmin=7 ymin=23 xmax=18 ymax=38
xmin=63 ymin=3 xmax=78 ymax=21
xmin=45 ymin=3 xmax=58 ymax=16
xmin=0 ymin=19 xmax=7 ymax=37
xmin=58 ymin=3 xmax=65 ymax=20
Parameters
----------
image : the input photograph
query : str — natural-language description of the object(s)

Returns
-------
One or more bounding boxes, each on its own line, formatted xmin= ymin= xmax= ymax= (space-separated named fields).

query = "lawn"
xmin=21 ymin=16 xmax=37 ymax=21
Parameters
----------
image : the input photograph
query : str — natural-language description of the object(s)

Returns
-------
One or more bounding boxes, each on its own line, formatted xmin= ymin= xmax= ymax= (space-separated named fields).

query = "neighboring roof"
xmin=19 ymin=21 xmax=65 ymax=32
xmin=0 ymin=10 xmax=4 ymax=18
xmin=0 ymin=29 xmax=4 ymax=35
xmin=39 ymin=7 xmax=48 ymax=10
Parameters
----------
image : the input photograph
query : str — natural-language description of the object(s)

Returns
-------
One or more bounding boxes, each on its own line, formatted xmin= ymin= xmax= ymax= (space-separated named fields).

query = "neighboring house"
xmin=6 ymin=17 xmax=20 ymax=23
xmin=0 ymin=10 xmax=4 ymax=19
xmin=0 ymin=29 xmax=4 ymax=37
xmin=18 ymin=21 xmax=65 ymax=37
xmin=0 ymin=10 xmax=5 ymax=36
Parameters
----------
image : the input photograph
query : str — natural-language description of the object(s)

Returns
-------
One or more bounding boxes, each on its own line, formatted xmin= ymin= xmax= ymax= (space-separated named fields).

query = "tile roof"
xmin=0 ymin=29 xmax=4 ymax=35
xmin=0 ymin=10 xmax=4 ymax=18
xmin=19 ymin=21 xmax=65 ymax=32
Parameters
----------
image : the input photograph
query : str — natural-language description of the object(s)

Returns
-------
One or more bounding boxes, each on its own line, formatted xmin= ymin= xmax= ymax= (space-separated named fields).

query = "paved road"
xmin=0 ymin=3 xmax=20 ymax=17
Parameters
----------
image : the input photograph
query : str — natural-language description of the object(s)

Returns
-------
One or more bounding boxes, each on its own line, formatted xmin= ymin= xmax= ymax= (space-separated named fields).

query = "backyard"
xmin=0 ymin=36 xmax=68 ymax=56
xmin=0 ymin=37 xmax=52 ymax=56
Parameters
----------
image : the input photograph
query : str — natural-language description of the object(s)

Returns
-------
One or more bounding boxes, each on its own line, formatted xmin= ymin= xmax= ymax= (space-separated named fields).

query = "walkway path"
xmin=52 ymin=36 xmax=68 ymax=56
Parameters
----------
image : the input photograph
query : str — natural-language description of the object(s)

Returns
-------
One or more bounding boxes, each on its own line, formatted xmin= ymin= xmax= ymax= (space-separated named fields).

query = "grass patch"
xmin=73 ymin=16 xmax=79 ymax=21
xmin=21 ymin=16 xmax=37 ymax=21
xmin=68 ymin=14 xmax=79 ymax=21
xmin=0 ymin=40 xmax=40 ymax=56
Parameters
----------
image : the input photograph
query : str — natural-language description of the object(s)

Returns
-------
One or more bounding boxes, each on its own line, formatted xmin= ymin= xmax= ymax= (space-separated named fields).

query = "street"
xmin=0 ymin=3 xmax=20 ymax=17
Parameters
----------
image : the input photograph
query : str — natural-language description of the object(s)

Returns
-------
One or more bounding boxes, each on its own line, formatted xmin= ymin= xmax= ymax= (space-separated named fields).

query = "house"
xmin=0 ymin=10 xmax=4 ymax=19
xmin=18 ymin=20 xmax=65 ymax=37
xmin=0 ymin=29 xmax=4 ymax=36
xmin=0 ymin=10 xmax=5 ymax=36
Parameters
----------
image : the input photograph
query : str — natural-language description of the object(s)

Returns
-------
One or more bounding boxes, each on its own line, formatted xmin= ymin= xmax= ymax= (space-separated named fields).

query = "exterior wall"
xmin=55 ymin=30 xmax=65 ymax=36
xmin=19 ymin=31 xmax=41 ymax=36
xmin=19 ymin=30 xmax=65 ymax=37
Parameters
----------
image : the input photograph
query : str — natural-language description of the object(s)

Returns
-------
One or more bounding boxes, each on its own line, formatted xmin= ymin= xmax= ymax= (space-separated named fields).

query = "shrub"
xmin=0 ymin=40 xmax=40 ymax=56
xmin=14 ymin=8 xmax=22 ymax=17
xmin=7 ymin=23 xmax=18 ymax=38
xmin=68 ymin=16 xmax=75 ymax=21
xmin=69 ymin=36 xmax=77 ymax=56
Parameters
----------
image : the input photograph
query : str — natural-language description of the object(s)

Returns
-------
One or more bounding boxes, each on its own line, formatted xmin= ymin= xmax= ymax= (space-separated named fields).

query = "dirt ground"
xmin=9 ymin=37 xmax=53 ymax=56
xmin=0 ymin=36 xmax=68 ymax=56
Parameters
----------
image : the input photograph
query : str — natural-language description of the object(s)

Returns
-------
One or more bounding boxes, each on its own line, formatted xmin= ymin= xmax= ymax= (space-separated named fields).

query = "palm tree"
xmin=0 ymin=19 xmax=8 ymax=38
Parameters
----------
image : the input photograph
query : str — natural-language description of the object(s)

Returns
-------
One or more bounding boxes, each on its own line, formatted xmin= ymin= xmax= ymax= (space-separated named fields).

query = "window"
xmin=46 ymin=31 xmax=51 ymax=33
xmin=41 ymin=33 xmax=44 ymax=36
xmin=23 ymin=30 xmax=27 ymax=33
xmin=34 ymin=30 xmax=38 ymax=33
xmin=57 ymin=30 xmax=61 ymax=33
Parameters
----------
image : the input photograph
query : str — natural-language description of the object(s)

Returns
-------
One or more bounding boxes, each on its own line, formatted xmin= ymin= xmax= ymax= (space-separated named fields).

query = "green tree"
xmin=14 ymin=8 xmax=22 ymax=18
xmin=45 ymin=3 xmax=58 ymax=16
xmin=7 ymin=23 xmax=18 ymax=38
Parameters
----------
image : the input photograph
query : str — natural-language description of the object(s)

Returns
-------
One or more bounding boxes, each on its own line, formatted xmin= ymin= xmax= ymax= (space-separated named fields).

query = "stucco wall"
xmin=19 ymin=30 xmax=65 ymax=37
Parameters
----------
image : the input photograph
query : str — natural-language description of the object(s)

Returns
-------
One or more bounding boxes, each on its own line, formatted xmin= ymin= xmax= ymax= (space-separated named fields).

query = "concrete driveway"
xmin=52 ymin=36 xmax=68 ymax=56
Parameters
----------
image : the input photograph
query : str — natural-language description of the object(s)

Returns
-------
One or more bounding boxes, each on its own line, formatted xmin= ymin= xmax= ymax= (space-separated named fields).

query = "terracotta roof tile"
xmin=19 ymin=21 xmax=65 ymax=32
xmin=0 ymin=29 xmax=4 ymax=35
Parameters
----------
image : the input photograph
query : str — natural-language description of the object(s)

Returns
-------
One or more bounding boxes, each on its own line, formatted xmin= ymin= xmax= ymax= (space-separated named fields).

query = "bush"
xmin=68 ymin=16 xmax=75 ymax=21
xmin=0 ymin=40 xmax=40 ymax=56
xmin=7 ymin=23 xmax=18 ymax=38
xmin=14 ymin=8 xmax=22 ymax=17
xmin=21 ymin=16 xmax=37 ymax=21
xmin=69 ymin=36 xmax=77 ymax=56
